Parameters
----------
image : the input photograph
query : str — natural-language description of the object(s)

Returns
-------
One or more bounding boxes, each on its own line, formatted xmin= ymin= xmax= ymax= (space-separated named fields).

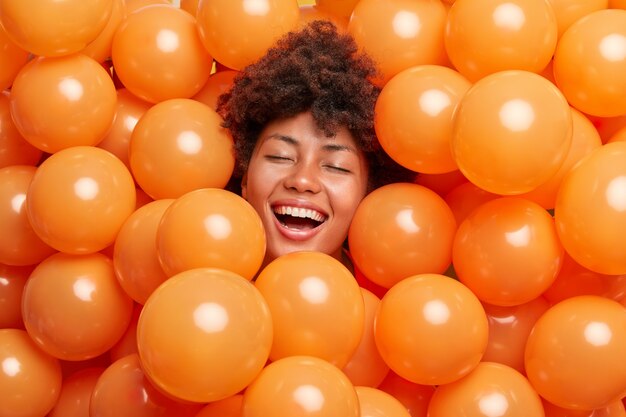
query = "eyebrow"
xmin=265 ymin=134 xmax=358 ymax=154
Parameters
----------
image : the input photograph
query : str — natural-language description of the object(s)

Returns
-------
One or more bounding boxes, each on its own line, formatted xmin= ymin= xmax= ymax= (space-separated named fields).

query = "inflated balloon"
xmin=415 ymin=169 xmax=467 ymax=197
xmin=377 ymin=371 xmax=436 ymax=417
xmin=254 ymin=251 xmax=364 ymax=368
xmin=193 ymin=70 xmax=239 ymax=110
xmin=375 ymin=274 xmax=489 ymax=385
xmin=0 ymin=0 xmax=113 ymax=57
xmin=125 ymin=0 xmax=170 ymax=14
xmin=137 ymin=268 xmax=272 ymax=403
xmin=375 ymin=65 xmax=471 ymax=174
xmin=356 ymin=386 xmax=411 ymax=417
xmin=112 ymin=4 xmax=213 ymax=103
xmin=157 ymin=188 xmax=265 ymax=280
xmin=80 ymin=0 xmax=126 ymax=63
xmin=59 ymin=353 xmax=112 ymax=380
xmin=525 ymin=296 xmax=626 ymax=409
xmin=180 ymin=0 xmax=200 ymax=16
xmin=610 ymin=0 xmax=626 ymax=8
xmin=542 ymin=398 xmax=626 ymax=417
xmin=555 ymin=142 xmax=626 ymax=274
xmin=451 ymin=70 xmax=572 ymax=195
xmin=553 ymin=9 xmax=626 ymax=117
xmin=348 ymin=183 xmax=457 ymax=289
xmin=590 ymin=113 xmax=626 ymax=143
xmin=0 ymin=329 xmax=62 ymax=417
xmin=196 ymin=0 xmax=300 ymax=71
xmin=196 ymin=395 xmax=243 ymax=417
xmin=9 ymin=54 xmax=118 ymax=153
xmin=427 ymin=362 xmax=545 ymax=417
xmin=546 ymin=0 xmax=608 ymax=38
xmin=48 ymin=367 xmax=105 ymax=417
xmin=445 ymin=0 xmax=558 ymax=82
xmin=444 ymin=182 xmax=499 ymax=226
xmin=129 ymin=98 xmax=235 ymax=199
xmin=298 ymin=5 xmax=348 ymax=30
xmin=0 ymin=264 xmax=33 ymax=329
xmin=109 ymin=304 xmax=141 ymax=362
xmin=348 ymin=0 xmax=448 ymax=84
xmin=453 ymin=197 xmax=564 ymax=306
xmin=26 ymin=146 xmax=136 ymax=254
xmin=0 ymin=24 xmax=29 ymax=91
xmin=0 ymin=166 xmax=56 ymax=266
xmin=0 ymin=92 xmax=42 ymax=169
xmin=316 ymin=0 xmax=359 ymax=21
xmin=608 ymin=127 xmax=626 ymax=144
xmin=242 ymin=355 xmax=360 ymax=417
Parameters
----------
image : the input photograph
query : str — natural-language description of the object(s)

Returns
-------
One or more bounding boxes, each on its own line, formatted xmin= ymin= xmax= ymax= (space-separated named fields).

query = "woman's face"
xmin=242 ymin=111 xmax=369 ymax=267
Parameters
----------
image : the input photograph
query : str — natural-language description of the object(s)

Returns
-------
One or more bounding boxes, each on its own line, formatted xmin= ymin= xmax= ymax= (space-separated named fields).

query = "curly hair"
xmin=216 ymin=20 xmax=416 ymax=191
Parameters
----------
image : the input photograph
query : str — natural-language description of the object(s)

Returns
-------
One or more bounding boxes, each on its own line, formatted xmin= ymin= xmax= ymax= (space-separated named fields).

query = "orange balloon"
xmin=0 ymin=166 xmax=56 ymax=266
xmin=156 ymin=188 xmax=265 ymax=280
xmin=9 ymin=54 xmax=118 ymax=153
xmin=26 ymin=146 xmax=136 ymax=254
xmin=445 ymin=0 xmax=557 ymax=82
xmin=444 ymin=182 xmax=500 ymax=226
xmin=111 ymin=4 xmax=213 ymax=103
xmin=59 ymin=353 xmax=111 ymax=380
xmin=453 ymin=197 xmax=564 ymax=306
xmin=196 ymin=395 xmax=243 ymax=417
xmin=193 ymin=70 xmax=239 ymax=110
xmin=0 ymin=329 xmax=62 ymax=417
xmin=355 ymin=386 xmax=411 ymax=417
xmin=0 ymin=264 xmax=34 ymax=329
xmin=90 ymin=354 xmax=203 ymax=417
xmin=451 ymin=70 xmax=573 ymax=195
xmin=125 ymin=0 xmax=170 ymax=14
xmin=375 ymin=274 xmax=489 ymax=385
xmin=109 ymin=303 xmax=141 ymax=362
xmin=0 ymin=0 xmax=113 ymax=57
xmin=543 ymin=398 xmax=626 ymax=417
xmin=553 ymin=9 xmax=626 ymax=117
xmin=254 ymin=251 xmax=364 ymax=368
xmin=137 ymin=268 xmax=273 ymax=403
xmin=196 ymin=0 xmax=300 ymax=71
xmin=348 ymin=0 xmax=448 ymax=84
xmin=377 ymin=371 xmax=436 ymax=417
xmin=242 ymin=355 xmax=360 ymax=417
xmin=316 ymin=0 xmax=359 ymax=21
xmin=415 ymin=169 xmax=467 ymax=197
xmin=348 ymin=183 xmax=457 ymax=289
xmin=80 ymin=0 xmax=126 ymax=63
xmin=341 ymin=288 xmax=390 ymax=387
xmin=555 ymin=142 xmax=626 ymax=274
xmin=374 ymin=65 xmax=471 ymax=174
xmin=0 ymin=92 xmax=42 ymax=169
xmin=546 ymin=0 xmax=608 ymax=38
xmin=589 ymin=113 xmax=626 ymax=143
xmin=427 ymin=362 xmax=545 ymax=417
xmin=48 ymin=367 xmax=105 ymax=417
xmin=114 ymin=199 xmax=174 ymax=304
xmin=129 ymin=99 xmax=234 ymax=199
xmin=0 ymin=24 xmax=29 ymax=90
xmin=610 ymin=0 xmax=626 ymax=8
xmin=297 ymin=5 xmax=348 ymax=30
xmin=525 ymin=296 xmax=626 ymax=409
xmin=608 ymin=126 xmax=626 ymax=144
xmin=180 ymin=0 xmax=200 ymax=16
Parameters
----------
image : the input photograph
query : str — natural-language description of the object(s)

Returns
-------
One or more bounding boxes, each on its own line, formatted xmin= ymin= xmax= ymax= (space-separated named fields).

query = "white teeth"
xmin=273 ymin=206 xmax=326 ymax=222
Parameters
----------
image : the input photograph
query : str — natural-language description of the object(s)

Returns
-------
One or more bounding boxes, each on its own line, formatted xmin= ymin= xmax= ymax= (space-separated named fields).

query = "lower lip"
xmin=271 ymin=214 xmax=324 ymax=242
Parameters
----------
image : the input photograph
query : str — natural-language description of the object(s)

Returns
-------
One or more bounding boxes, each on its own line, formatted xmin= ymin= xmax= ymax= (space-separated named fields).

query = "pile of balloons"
xmin=1 ymin=0 xmax=626 ymax=416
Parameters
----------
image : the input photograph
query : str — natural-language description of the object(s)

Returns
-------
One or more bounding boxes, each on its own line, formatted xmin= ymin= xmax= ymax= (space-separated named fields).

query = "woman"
xmin=217 ymin=20 xmax=414 ymax=271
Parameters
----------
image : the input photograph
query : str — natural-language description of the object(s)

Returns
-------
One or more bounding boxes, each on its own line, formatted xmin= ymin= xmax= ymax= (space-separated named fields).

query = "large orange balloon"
xmin=48 ymin=367 xmax=105 ymax=417
xmin=196 ymin=0 xmax=300 ymax=71
xmin=555 ymin=142 xmax=626 ymax=274
xmin=156 ymin=188 xmax=265 ymax=280
xmin=242 ymin=355 xmax=360 ymax=417
xmin=0 ymin=264 xmax=33 ymax=329
xmin=355 ymin=386 xmax=411 ymax=417
xmin=22 ymin=252 xmax=134 ymax=361
xmin=111 ymin=4 xmax=213 ymax=103
xmin=348 ymin=183 xmax=457 ymax=289
xmin=375 ymin=65 xmax=471 ymax=174
xmin=525 ymin=296 xmax=626 ymax=409
xmin=129 ymin=99 xmax=235 ymax=199
xmin=553 ymin=9 xmax=626 ymax=117
xmin=546 ymin=0 xmax=608 ymax=38
xmin=445 ymin=0 xmax=557 ymax=82
xmin=453 ymin=197 xmax=564 ymax=306
xmin=254 ymin=251 xmax=364 ymax=368
xmin=0 ymin=0 xmax=113 ymax=57
xmin=26 ymin=146 xmax=136 ymax=254
xmin=137 ymin=268 xmax=273 ymax=403
xmin=0 ymin=329 xmax=62 ymax=417
xmin=375 ymin=274 xmax=489 ymax=385
xmin=0 ymin=92 xmax=42 ymax=169
xmin=348 ymin=0 xmax=448 ymax=85
xmin=377 ymin=371 xmax=436 ymax=417
xmin=451 ymin=70 xmax=572 ymax=195
xmin=0 ymin=24 xmax=29 ymax=90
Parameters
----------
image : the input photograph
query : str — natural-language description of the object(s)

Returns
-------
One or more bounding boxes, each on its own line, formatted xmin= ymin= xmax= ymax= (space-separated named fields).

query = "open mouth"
xmin=272 ymin=205 xmax=327 ymax=230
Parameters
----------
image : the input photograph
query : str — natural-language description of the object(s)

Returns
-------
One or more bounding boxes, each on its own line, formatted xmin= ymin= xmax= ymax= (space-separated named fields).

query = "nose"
xmin=283 ymin=160 xmax=322 ymax=194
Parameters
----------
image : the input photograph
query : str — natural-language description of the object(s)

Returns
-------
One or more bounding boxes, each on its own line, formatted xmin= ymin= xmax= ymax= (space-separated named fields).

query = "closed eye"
xmin=325 ymin=165 xmax=351 ymax=174
xmin=265 ymin=155 xmax=293 ymax=162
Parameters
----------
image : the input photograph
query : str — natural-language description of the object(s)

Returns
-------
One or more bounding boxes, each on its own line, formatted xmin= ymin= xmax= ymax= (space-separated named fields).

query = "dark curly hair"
xmin=216 ymin=20 xmax=416 ymax=192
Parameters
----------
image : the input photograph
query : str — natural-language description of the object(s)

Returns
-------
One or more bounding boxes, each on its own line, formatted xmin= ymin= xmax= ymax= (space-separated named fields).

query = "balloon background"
xmin=1 ymin=0 xmax=626 ymax=416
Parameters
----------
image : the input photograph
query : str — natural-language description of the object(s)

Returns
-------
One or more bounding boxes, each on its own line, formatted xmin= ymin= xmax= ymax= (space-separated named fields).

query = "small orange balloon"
xmin=415 ymin=169 xmax=467 ymax=197
xmin=0 ymin=24 xmax=29 ymax=90
xmin=80 ymin=0 xmax=126 ymax=63
xmin=0 ymin=264 xmax=34 ymax=329
xmin=377 ymin=371 xmax=436 ymax=417
xmin=193 ymin=70 xmax=239 ymax=110
xmin=355 ymin=386 xmax=411 ymax=417
xmin=546 ymin=0 xmax=608 ymax=38
xmin=48 ymin=367 xmax=105 ymax=417
xmin=157 ymin=188 xmax=265 ymax=280
xmin=0 ymin=92 xmax=42 ymax=169
xmin=196 ymin=395 xmax=243 ymax=417
xmin=444 ymin=182 xmax=500 ymax=226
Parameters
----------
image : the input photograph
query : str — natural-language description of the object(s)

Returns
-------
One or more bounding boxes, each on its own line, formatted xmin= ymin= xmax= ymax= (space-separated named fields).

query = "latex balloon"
xmin=374 ymin=65 xmax=471 ymax=174
xmin=26 ymin=146 xmax=136 ymax=254
xmin=348 ymin=0 xmax=448 ymax=84
xmin=0 ymin=328 xmax=62 ymax=417
xmin=0 ymin=0 xmax=113 ymax=56
xmin=610 ymin=0 xmax=626 ymax=8
xmin=451 ymin=70 xmax=573 ymax=195
xmin=0 ymin=24 xmax=29 ymax=90
xmin=125 ymin=0 xmax=170 ymax=14
xmin=316 ymin=0 xmax=359 ymax=20
xmin=180 ymin=0 xmax=200 ymax=16
xmin=427 ymin=362 xmax=545 ymax=417
xmin=254 ymin=251 xmax=365 ymax=368
xmin=553 ymin=9 xmax=626 ymax=117
xmin=348 ymin=183 xmax=457 ymax=289
xmin=193 ymin=70 xmax=239 ymax=110
xmin=445 ymin=0 xmax=558 ymax=82
xmin=555 ymin=142 xmax=626 ymax=274
xmin=546 ymin=0 xmax=608 ymax=38
xmin=129 ymin=99 xmax=235 ymax=199
xmin=22 ymin=252 xmax=134 ymax=361
xmin=0 ymin=92 xmax=42 ymax=169
xmin=48 ymin=367 xmax=105 ymax=417
xmin=377 ymin=371 xmax=436 ymax=417
xmin=444 ymin=182 xmax=500 ymax=226
xmin=156 ymin=188 xmax=265 ymax=280
xmin=111 ymin=4 xmax=213 ymax=103
xmin=0 ymin=264 xmax=34 ymax=329
xmin=525 ymin=296 xmax=626 ymax=409
xmin=355 ymin=386 xmax=411 ymax=417
xmin=298 ymin=5 xmax=348 ymax=30
xmin=242 ymin=355 xmax=360 ymax=417
xmin=80 ymin=0 xmax=126 ymax=63
xmin=608 ymin=127 xmax=626 ymax=143
xmin=453 ymin=197 xmax=564 ymax=306
xmin=374 ymin=274 xmax=489 ymax=385
xmin=59 ymin=353 xmax=112 ymax=380
xmin=137 ymin=268 xmax=273 ymax=403
xmin=196 ymin=0 xmax=300 ymax=70
xmin=109 ymin=304 xmax=141 ymax=362
xmin=543 ymin=398 xmax=626 ymax=417
xmin=196 ymin=395 xmax=243 ymax=417
xmin=415 ymin=170 xmax=467 ymax=197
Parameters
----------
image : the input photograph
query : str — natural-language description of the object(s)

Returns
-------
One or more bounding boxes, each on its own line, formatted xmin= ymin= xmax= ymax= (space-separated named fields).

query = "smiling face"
xmin=242 ymin=111 xmax=369 ymax=268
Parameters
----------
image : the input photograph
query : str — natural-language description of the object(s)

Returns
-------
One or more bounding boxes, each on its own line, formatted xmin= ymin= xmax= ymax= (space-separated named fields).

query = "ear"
xmin=240 ymin=172 xmax=248 ymax=200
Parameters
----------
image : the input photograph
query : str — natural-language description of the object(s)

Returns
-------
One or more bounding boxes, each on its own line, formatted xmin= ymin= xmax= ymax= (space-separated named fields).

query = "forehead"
xmin=259 ymin=112 xmax=358 ymax=148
